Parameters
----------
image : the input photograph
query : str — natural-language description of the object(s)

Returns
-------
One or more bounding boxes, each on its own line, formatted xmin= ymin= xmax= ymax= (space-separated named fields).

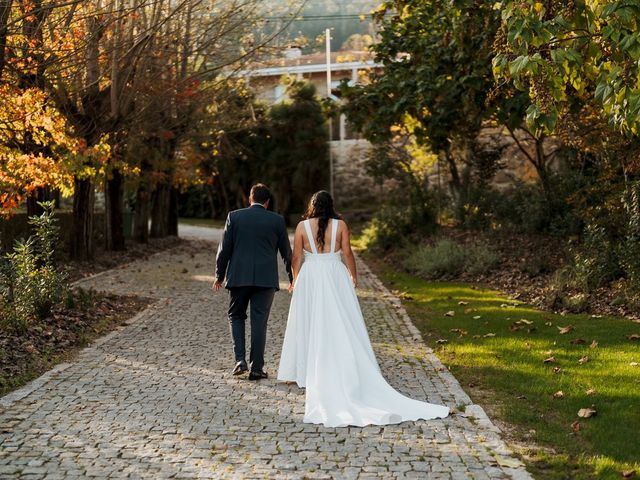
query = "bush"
xmin=403 ymin=239 xmax=499 ymax=279
xmin=0 ymin=202 xmax=67 ymax=332
xmin=361 ymin=205 xmax=435 ymax=251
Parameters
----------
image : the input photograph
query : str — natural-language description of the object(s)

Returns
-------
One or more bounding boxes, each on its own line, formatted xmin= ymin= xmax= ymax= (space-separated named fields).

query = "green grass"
xmin=178 ymin=217 xmax=224 ymax=228
xmin=370 ymin=261 xmax=640 ymax=479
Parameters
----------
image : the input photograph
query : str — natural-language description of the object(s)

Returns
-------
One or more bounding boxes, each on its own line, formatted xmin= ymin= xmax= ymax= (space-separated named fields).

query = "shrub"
xmin=466 ymin=243 xmax=501 ymax=275
xmin=361 ymin=205 xmax=435 ymax=252
xmin=0 ymin=202 xmax=67 ymax=332
xmin=403 ymin=239 xmax=499 ymax=279
xmin=404 ymin=239 xmax=466 ymax=278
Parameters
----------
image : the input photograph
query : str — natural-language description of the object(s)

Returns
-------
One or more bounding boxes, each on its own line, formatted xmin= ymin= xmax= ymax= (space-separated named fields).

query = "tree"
xmin=493 ymin=0 xmax=640 ymax=136
xmin=264 ymin=81 xmax=329 ymax=219
xmin=341 ymin=0 xmax=502 ymax=218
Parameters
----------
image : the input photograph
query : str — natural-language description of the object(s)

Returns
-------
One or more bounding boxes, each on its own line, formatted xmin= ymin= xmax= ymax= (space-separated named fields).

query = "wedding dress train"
xmin=278 ymin=219 xmax=449 ymax=427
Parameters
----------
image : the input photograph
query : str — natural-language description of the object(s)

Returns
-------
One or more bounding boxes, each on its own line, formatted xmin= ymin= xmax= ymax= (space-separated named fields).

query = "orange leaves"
xmin=0 ymin=85 xmax=79 ymax=214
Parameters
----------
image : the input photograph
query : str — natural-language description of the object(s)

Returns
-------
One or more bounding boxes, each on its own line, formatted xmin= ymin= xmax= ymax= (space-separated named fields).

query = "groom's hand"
xmin=213 ymin=279 xmax=223 ymax=292
xmin=288 ymin=283 xmax=293 ymax=293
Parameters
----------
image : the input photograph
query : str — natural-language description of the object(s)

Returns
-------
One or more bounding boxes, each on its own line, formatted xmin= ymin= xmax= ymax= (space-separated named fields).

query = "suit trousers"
xmin=227 ymin=286 xmax=276 ymax=372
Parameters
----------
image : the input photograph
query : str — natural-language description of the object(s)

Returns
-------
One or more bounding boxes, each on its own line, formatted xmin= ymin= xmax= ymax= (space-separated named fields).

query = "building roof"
xmin=238 ymin=50 xmax=381 ymax=78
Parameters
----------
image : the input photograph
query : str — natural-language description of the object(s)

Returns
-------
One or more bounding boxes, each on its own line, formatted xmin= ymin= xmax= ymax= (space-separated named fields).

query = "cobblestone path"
xmin=0 ymin=239 xmax=532 ymax=479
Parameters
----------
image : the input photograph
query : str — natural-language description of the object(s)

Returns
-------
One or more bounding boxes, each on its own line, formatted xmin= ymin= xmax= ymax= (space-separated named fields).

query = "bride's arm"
xmin=290 ymin=223 xmax=304 ymax=290
xmin=340 ymin=220 xmax=358 ymax=288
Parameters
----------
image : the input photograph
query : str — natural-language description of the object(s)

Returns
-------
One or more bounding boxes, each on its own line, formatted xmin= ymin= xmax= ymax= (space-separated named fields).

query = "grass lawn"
xmin=366 ymin=257 xmax=640 ymax=479
xmin=178 ymin=217 xmax=224 ymax=228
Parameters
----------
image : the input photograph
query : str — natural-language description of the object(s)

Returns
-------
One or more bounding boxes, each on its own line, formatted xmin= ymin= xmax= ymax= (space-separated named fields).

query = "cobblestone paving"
xmin=0 ymin=239 xmax=533 ymax=479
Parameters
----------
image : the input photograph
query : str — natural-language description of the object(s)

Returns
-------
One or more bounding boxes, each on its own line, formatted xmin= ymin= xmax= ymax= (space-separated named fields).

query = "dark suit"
xmin=215 ymin=204 xmax=292 ymax=372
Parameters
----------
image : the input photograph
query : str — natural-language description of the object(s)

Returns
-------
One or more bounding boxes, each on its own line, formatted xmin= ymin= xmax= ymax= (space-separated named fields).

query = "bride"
xmin=277 ymin=191 xmax=449 ymax=427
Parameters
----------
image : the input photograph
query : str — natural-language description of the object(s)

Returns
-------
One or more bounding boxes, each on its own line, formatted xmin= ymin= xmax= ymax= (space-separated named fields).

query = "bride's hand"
xmin=288 ymin=283 xmax=294 ymax=293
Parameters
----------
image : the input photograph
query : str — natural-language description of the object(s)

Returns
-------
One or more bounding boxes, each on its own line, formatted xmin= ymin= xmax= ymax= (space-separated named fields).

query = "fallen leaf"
xmin=450 ymin=328 xmax=468 ymax=336
xmin=517 ymin=319 xmax=534 ymax=325
xmin=578 ymin=355 xmax=589 ymax=365
xmin=516 ymin=394 xmax=527 ymax=400
xmin=571 ymin=421 xmax=581 ymax=432
xmin=472 ymin=335 xmax=481 ymax=339
xmin=570 ymin=338 xmax=586 ymax=345
xmin=626 ymin=334 xmax=640 ymax=340
xmin=458 ymin=301 xmax=469 ymax=306
xmin=436 ymin=339 xmax=448 ymax=344
xmin=558 ymin=325 xmax=575 ymax=334
xmin=483 ymin=333 xmax=496 ymax=338
xmin=630 ymin=362 xmax=639 ymax=367
xmin=444 ymin=311 xmax=455 ymax=317
xmin=553 ymin=390 xmax=564 ymax=399
xmin=527 ymin=327 xmax=537 ymax=333
xmin=586 ymin=388 xmax=596 ymax=395
xmin=590 ymin=340 xmax=598 ymax=349
xmin=472 ymin=315 xmax=482 ymax=320
xmin=545 ymin=321 xmax=553 ymax=326
xmin=553 ymin=367 xmax=562 ymax=374
xmin=622 ymin=470 xmax=636 ymax=478
xmin=543 ymin=356 xmax=557 ymax=363
xmin=577 ymin=407 xmax=597 ymax=418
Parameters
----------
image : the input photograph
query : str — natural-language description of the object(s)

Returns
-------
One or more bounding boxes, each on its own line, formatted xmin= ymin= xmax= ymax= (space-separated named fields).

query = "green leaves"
xmin=497 ymin=0 xmax=640 ymax=135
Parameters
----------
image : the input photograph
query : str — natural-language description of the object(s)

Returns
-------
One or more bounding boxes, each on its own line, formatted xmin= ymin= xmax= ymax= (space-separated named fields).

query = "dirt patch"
xmin=0 ymin=290 xmax=150 ymax=396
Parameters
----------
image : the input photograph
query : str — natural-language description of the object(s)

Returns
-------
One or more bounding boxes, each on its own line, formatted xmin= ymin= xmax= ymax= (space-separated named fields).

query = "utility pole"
xmin=326 ymin=27 xmax=334 ymax=199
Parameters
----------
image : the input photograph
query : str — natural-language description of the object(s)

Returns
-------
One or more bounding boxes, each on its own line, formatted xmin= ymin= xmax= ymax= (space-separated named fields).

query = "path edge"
xmin=356 ymin=254 xmax=535 ymax=480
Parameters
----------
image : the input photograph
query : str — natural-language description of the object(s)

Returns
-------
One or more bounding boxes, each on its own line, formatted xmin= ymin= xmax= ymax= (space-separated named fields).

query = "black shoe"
xmin=232 ymin=360 xmax=248 ymax=376
xmin=248 ymin=370 xmax=268 ymax=381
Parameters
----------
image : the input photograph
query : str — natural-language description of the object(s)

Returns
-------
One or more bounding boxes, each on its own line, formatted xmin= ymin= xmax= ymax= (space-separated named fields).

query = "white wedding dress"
xmin=277 ymin=219 xmax=449 ymax=427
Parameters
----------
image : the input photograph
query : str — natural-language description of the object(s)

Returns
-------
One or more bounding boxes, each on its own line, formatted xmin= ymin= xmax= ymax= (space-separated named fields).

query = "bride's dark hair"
xmin=304 ymin=190 xmax=341 ymax=251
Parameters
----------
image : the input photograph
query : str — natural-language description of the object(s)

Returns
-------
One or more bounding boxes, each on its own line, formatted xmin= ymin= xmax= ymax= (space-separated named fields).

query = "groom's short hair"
xmin=250 ymin=183 xmax=271 ymax=204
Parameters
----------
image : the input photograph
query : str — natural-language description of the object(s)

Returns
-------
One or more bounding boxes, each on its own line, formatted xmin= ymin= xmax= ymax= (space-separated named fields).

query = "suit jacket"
xmin=215 ymin=205 xmax=293 ymax=290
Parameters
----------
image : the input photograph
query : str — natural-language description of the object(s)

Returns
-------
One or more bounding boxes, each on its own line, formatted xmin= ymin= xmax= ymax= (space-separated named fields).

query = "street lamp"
xmin=326 ymin=28 xmax=334 ymax=199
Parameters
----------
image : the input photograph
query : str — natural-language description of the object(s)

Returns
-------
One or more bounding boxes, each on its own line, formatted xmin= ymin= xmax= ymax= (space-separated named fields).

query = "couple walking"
xmin=214 ymin=183 xmax=449 ymax=428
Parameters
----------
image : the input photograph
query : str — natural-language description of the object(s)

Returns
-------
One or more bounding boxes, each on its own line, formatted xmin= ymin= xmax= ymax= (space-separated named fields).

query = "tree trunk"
xmin=105 ymin=168 xmax=125 ymax=251
xmin=26 ymin=186 xmax=52 ymax=216
xmin=168 ymin=187 xmax=178 ymax=236
xmin=133 ymin=183 xmax=150 ymax=244
xmin=71 ymin=177 xmax=95 ymax=260
xmin=150 ymin=182 xmax=171 ymax=238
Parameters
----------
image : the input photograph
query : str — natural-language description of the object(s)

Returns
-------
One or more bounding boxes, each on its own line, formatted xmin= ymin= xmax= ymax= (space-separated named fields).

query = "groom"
xmin=213 ymin=184 xmax=293 ymax=380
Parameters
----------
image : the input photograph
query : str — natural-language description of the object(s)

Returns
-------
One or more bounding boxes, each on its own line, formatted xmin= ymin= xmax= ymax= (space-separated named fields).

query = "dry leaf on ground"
xmin=450 ymin=328 xmax=468 ymax=336
xmin=577 ymin=407 xmax=597 ymax=418
xmin=630 ymin=362 xmax=639 ymax=367
xmin=558 ymin=325 xmax=575 ymax=334
xmin=553 ymin=391 xmax=564 ymax=399
xmin=571 ymin=421 xmax=581 ymax=432
xmin=590 ymin=340 xmax=598 ymax=349
xmin=472 ymin=315 xmax=482 ymax=320
xmin=586 ymin=388 xmax=596 ymax=395
xmin=622 ymin=470 xmax=636 ymax=478
xmin=458 ymin=301 xmax=469 ymax=305
xmin=543 ymin=356 xmax=557 ymax=363
xmin=578 ymin=355 xmax=589 ymax=365
xmin=553 ymin=367 xmax=562 ymax=374
xmin=444 ymin=311 xmax=455 ymax=317
xmin=483 ymin=333 xmax=496 ymax=338
xmin=570 ymin=338 xmax=586 ymax=345
xmin=626 ymin=334 xmax=640 ymax=340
